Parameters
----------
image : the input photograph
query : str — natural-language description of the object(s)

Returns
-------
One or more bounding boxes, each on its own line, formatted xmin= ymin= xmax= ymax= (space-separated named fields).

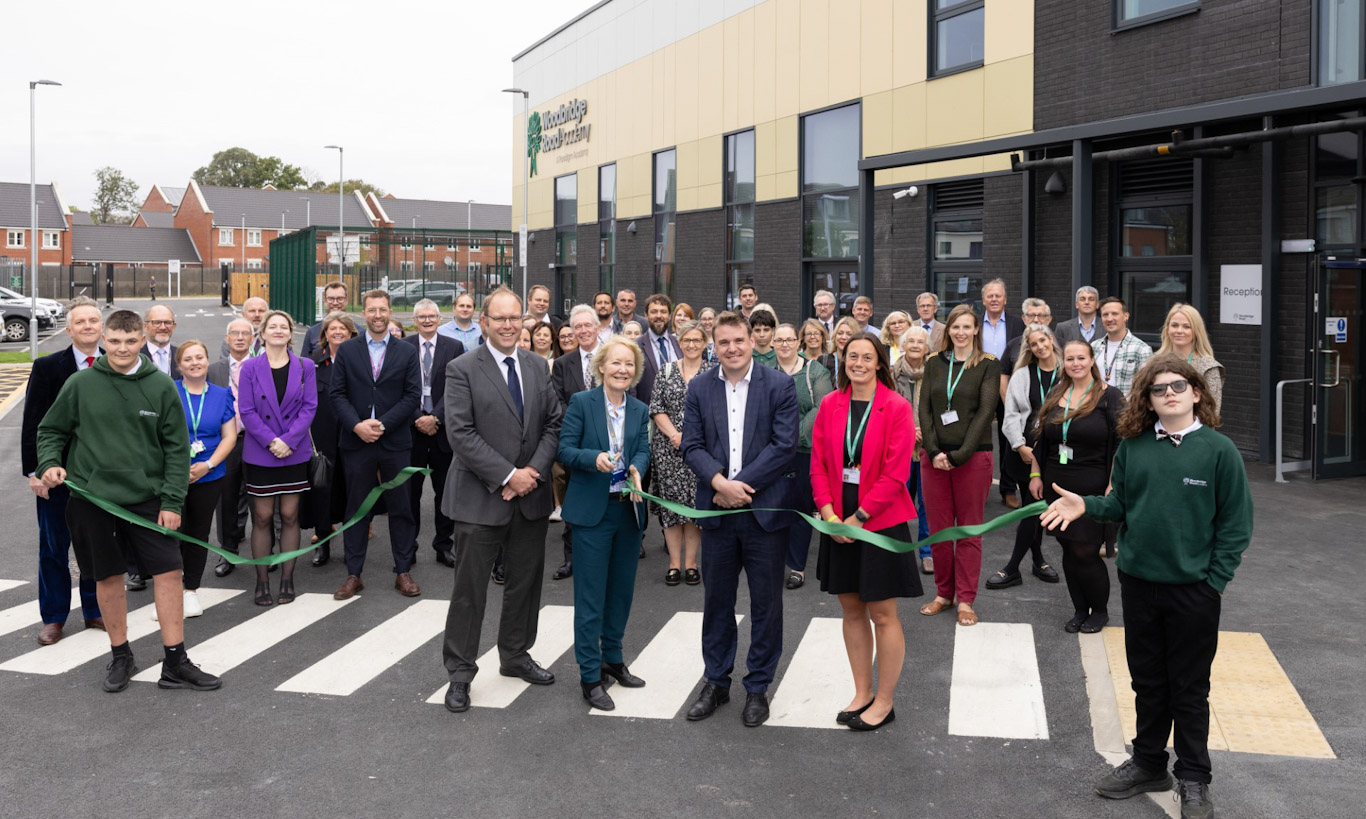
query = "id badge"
xmin=1058 ymin=444 xmax=1073 ymax=465
xmin=842 ymin=466 xmax=861 ymax=485
xmin=941 ymin=410 xmax=960 ymax=425
xmin=190 ymin=440 xmax=206 ymax=457
xmin=422 ymin=384 xmax=432 ymax=398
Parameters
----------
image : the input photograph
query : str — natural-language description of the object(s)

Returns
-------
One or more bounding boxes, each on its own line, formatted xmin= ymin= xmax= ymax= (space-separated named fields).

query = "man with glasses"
xmin=914 ymin=292 xmax=946 ymax=351
xmin=1000 ymin=298 xmax=1053 ymax=380
xmin=142 ymin=305 xmax=179 ymax=379
xmin=438 ymin=292 xmax=483 ymax=352
xmin=402 ymin=299 xmax=465 ymax=568
xmin=813 ymin=289 xmax=837 ymax=335
xmin=220 ymin=297 xmax=269 ymax=359
xmin=207 ymin=318 xmax=256 ymax=578
xmin=302 ymin=281 xmax=349 ymax=357
xmin=549 ymin=304 xmax=604 ymax=580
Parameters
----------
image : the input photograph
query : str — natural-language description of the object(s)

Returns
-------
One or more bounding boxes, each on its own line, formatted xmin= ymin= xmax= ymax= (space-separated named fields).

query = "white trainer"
xmin=184 ymin=590 xmax=204 ymax=618
xmin=549 ymin=506 xmax=563 ymax=522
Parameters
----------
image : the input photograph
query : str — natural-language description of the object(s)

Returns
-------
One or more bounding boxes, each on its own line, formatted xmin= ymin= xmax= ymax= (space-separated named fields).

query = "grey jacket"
xmin=1054 ymin=316 xmax=1100 ymax=347
xmin=1002 ymin=366 xmax=1038 ymax=451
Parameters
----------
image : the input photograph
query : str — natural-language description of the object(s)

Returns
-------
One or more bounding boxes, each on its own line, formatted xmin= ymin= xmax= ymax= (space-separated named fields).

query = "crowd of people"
xmin=20 ymin=277 xmax=1250 ymax=817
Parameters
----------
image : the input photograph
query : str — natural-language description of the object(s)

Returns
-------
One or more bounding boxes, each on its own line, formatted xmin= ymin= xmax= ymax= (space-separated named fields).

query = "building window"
xmin=1313 ymin=117 xmax=1362 ymax=251
xmin=424 ymin=239 xmax=435 ymax=251
xmin=1114 ymin=157 xmax=1195 ymax=340
xmin=247 ymin=229 xmax=262 ymax=247
xmin=653 ymin=149 xmax=677 ymax=299
xmin=469 ymin=238 xmax=481 ymax=251
xmin=219 ymin=228 xmax=233 ymax=246
xmin=42 ymin=231 xmax=60 ymax=250
xmin=424 ymin=260 xmax=435 ymax=272
xmin=929 ymin=179 xmax=985 ymax=316
xmin=467 ymin=262 xmax=482 ymax=274
xmin=598 ymin=163 xmax=616 ymax=292
xmin=725 ymin=130 xmax=756 ymax=308
xmin=399 ymin=235 xmax=413 ymax=249
xmin=1116 ymin=0 xmax=1198 ymax=28
xmin=801 ymin=103 xmax=860 ymax=314
xmin=6 ymin=230 xmax=24 ymax=248
xmin=247 ymin=259 xmax=263 ymax=271
xmin=446 ymin=242 xmax=457 ymax=252
xmin=555 ymin=173 xmax=577 ymax=267
xmin=932 ymin=0 xmax=984 ymax=76
xmin=1319 ymin=0 xmax=1364 ymax=85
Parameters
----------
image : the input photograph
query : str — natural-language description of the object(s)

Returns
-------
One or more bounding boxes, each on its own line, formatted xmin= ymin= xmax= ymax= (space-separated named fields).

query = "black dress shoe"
xmin=581 ymin=681 xmax=615 ymax=711
xmin=1080 ymin=612 xmax=1110 ymax=634
xmin=444 ymin=682 xmax=471 ymax=713
xmin=601 ymin=662 xmax=645 ymax=688
xmin=1032 ymin=562 xmax=1059 ymax=583
xmin=125 ymin=573 xmax=147 ymax=591
xmin=552 ymin=562 xmax=572 ymax=580
xmin=499 ymin=659 xmax=555 ymax=685
xmin=434 ymin=550 xmax=455 ymax=568
xmin=311 ymin=544 xmax=330 ymax=568
xmin=685 ymin=683 xmax=729 ymax=721
xmin=847 ymin=707 xmax=895 ymax=732
xmin=836 ymin=699 xmax=874 ymax=726
xmin=984 ymin=569 xmax=1022 ymax=590
xmin=491 ymin=564 xmax=506 ymax=585
xmin=741 ymin=692 xmax=770 ymax=727
xmin=1064 ymin=612 xmax=1087 ymax=633
xmin=785 ymin=571 xmax=805 ymax=590
xmin=213 ymin=558 xmax=235 ymax=578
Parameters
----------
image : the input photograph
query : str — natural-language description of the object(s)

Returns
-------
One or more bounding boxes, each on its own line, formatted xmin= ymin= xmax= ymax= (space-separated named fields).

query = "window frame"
xmin=598 ymin=162 xmax=617 ymax=293
xmin=247 ymin=228 xmax=262 ymax=247
xmin=1312 ymin=111 xmax=1364 ymax=254
xmin=799 ymin=101 xmax=862 ymax=318
xmin=7 ymin=229 xmax=25 ymax=248
xmin=218 ymin=228 xmax=233 ymax=246
xmin=1113 ymin=0 xmax=1200 ymax=32
xmin=246 ymin=258 xmax=263 ymax=271
xmin=1315 ymin=0 xmax=1366 ymax=86
xmin=554 ymin=172 xmax=578 ymax=268
xmin=42 ymin=230 xmax=60 ymax=250
xmin=929 ymin=0 xmax=985 ymax=79
xmin=927 ymin=180 xmax=986 ymax=318
xmin=1111 ymin=160 xmax=1195 ymax=344
xmin=724 ymin=129 xmax=757 ymax=308
xmin=653 ymin=148 xmax=678 ymax=299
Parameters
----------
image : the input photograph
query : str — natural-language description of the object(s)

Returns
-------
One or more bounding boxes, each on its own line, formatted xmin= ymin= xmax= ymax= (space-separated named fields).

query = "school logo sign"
xmin=527 ymin=98 xmax=592 ymax=178
xmin=527 ymin=111 xmax=542 ymax=177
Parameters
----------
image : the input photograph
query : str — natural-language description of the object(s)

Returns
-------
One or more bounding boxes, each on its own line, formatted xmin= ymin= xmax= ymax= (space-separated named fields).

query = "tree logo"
xmin=527 ymin=111 xmax=542 ymax=177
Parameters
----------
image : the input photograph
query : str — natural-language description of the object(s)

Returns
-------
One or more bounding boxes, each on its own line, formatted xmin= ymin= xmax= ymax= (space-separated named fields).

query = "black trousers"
xmin=215 ymin=434 xmax=248 ymax=553
xmin=1119 ymin=570 xmax=1222 ymax=784
xmin=409 ymin=431 xmax=454 ymax=554
xmin=995 ymin=407 xmax=1024 ymax=497
xmin=341 ymin=445 xmax=418 ymax=576
xmin=181 ymin=479 xmax=225 ymax=590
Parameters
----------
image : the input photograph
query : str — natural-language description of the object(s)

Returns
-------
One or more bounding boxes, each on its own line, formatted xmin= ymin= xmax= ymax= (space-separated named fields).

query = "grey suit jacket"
xmin=207 ymin=358 xmax=231 ymax=389
xmin=442 ymin=344 xmax=562 ymax=526
xmin=1054 ymin=317 xmax=1099 ymax=347
xmin=914 ymin=319 xmax=946 ymax=352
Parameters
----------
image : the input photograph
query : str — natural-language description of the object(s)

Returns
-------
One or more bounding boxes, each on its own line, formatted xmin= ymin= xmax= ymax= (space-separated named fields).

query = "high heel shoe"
xmin=277 ymin=578 xmax=296 ymax=605
xmin=847 ymin=707 xmax=895 ymax=732
xmin=254 ymin=580 xmax=273 ymax=606
xmin=836 ymin=699 xmax=874 ymax=726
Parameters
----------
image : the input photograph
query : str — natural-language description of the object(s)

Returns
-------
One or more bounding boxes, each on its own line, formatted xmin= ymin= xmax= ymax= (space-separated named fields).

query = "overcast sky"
xmin=0 ymin=0 xmax=572 ymax=215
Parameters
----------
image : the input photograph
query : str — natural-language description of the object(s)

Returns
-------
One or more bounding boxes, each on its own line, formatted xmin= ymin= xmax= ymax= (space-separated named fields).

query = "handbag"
xmin=308 ymin=431 xmax=332 ymax=488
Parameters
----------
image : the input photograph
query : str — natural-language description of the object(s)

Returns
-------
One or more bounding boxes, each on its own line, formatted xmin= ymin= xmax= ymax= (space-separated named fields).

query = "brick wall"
xmin=673 ymin=209 xmax=726 ymax=313
xmin=752 ymin=198 xmax=803 ymax=323
xmin=984 ymin=175 xmax=1024 ymax=307
xmin=872 ymin=188 xmax=928 ymax=317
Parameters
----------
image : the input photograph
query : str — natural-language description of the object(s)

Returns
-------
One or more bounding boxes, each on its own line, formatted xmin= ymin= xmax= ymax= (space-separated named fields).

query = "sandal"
xmin=254 ymin=580 xmax=273 ymax=607
xmin=277 ymin=579 xmax=296 ymax=605
xmin=665 ymin=568 xmax=682 ymax=586
xmin=919 ymin=598 xmax=954 ymax=616
xmin=956 ymin=605 xmax=979 ymax=627
xmin=684 ymin=568 xmax=701 ymax=586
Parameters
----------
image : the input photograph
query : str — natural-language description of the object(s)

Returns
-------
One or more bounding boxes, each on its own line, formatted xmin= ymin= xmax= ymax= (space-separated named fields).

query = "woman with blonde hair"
xmin=879 ymin=311 xmax=912 ymax=364
xmin=830 ymin=316 xmax=862 ymax=382
xmin=893 ymin=325 xmax=933 ymax=573
xmin=1156 ymin=303 xmax=1224 ymax=413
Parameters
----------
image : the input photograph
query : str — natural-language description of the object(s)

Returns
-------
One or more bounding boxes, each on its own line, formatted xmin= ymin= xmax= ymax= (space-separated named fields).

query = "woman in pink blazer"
xmin=810 ymin=332 xmax=923 ymax=732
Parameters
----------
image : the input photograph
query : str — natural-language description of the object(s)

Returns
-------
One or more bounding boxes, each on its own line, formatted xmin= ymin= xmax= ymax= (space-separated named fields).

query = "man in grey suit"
xmin=1054 ymin=285 xmax=1101 ymax=347
xmin=207 ymin=318 xmax=254 ymax=578
xmin=440 ymin=287 xmax=563 ymax=713
xmin=914 ymin=292 xmax=947 ymax=351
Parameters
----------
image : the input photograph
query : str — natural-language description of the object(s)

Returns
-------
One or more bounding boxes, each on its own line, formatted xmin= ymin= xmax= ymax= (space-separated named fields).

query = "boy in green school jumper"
xmin=1043 ymin=353 xmax=1252 ymax=819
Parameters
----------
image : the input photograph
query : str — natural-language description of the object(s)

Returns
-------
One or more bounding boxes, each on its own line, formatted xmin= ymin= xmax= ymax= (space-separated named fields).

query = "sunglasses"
xmin=1148 ymin=379 xmax=1190 ymax=397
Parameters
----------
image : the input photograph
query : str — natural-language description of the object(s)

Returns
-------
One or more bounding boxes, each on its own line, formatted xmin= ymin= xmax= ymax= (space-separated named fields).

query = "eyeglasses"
xmin=774 ymin=337 xmax=798 ymax=345
xmin=680 ymin=337 xmax=705 ymax=345
xmin=414 ymin=314 xmax=439 ymax=322
xmin=485 ymin=315 xmax=521 ymax=326
xmin=227 ymin=330 xmax=253 ymax=338
xmin=147 ymin=320 xmax=175 ymax=328
xmin=1148 ymin=379 xmax=1190 ymax=397
xmin=1025 ymin=313 xmax=1050 ymax=322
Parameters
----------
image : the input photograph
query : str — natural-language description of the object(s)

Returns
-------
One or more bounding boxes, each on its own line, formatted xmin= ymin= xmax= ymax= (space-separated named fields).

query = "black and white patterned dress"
xmin=648 ymin=359 xmax=713 ymax=529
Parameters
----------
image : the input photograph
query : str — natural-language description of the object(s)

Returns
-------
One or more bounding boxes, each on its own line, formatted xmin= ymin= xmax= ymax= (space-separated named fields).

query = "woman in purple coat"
xmin=238 ymin=310 xmax=317 ymax=606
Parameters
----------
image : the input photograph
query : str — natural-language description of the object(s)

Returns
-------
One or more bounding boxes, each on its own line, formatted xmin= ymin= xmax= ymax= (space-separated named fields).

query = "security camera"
xmin=892 ymin=186 xmax=919 ymax=200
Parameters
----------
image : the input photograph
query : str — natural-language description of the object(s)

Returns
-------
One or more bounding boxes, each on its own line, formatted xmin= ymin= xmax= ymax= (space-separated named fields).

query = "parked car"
xmin=390 ymin=280 xmax=464 ymax=306
xmin=1 ymin=304 xmax=54 ymax=342
xmin=0 ymin=286 xmax=63 ymax=318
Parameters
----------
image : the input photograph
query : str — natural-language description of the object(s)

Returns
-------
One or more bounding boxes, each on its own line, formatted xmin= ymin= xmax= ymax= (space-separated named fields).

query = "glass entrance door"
xmin=1313 ymin=259 xmax=1366 ymax=478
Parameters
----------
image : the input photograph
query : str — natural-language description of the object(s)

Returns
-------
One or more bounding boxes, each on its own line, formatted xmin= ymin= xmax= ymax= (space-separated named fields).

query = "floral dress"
xmin=648 ymin=359 xmax=714 ymax=528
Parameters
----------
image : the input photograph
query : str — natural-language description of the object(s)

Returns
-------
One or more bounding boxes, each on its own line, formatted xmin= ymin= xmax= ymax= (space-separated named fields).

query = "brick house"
xmin=0 ymin=181 xmax=73 ymax=269
xmin=364 ymin=193 xmax=513 ymax=280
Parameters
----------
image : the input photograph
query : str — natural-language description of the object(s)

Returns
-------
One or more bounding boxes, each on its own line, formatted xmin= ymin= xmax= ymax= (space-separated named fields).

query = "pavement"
xmin=0 ymin=297 xmax=1360 ymax=819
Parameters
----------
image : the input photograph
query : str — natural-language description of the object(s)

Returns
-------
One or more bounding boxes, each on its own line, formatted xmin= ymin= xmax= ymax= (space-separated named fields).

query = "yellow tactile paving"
xmin=0 ymin=366 xmax=32 ymax=416
xmin=1101 ymin=628 xmax=1335 ymax=759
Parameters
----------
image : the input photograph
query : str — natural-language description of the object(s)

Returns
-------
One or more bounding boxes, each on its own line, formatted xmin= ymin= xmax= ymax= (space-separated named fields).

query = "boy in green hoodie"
xmin=1042 ymin=354 xmax=1251 ymax=819
xmin=37 ymin=309 xmax=222 ymax=694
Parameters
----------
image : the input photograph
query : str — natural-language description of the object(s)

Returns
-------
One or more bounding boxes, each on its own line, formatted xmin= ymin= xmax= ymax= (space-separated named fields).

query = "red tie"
xmin=84 ymin=356 xmax=94 ymax=369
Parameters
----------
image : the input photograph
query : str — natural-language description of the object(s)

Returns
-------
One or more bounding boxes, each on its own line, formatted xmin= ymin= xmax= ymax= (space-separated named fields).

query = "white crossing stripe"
xmin=767 ymin=617 xmax=850 ymax=729
xmin=0 ymin=588 xmax=243 ymax=675
xmin=0 ymin=590 xmax=75 ymax=640
xmin=592 ymin=611 xmax=743 ymax=720
xmin=0 ymin=580 xmax=28 ymax=594
xmin=948 ymin=622 xmax=1049 ymax=739
xmin=277 ymin=599 xmax=448 ymax=696
xmin=132 ymin=593 xmax=352 ymax=682
xmin=425 ymin=604 xmax=576 ymax=709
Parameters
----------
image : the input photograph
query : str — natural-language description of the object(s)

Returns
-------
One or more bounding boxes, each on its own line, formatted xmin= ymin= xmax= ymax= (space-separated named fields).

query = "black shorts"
xmin=67 ymin=493 xmax=182 ymax=582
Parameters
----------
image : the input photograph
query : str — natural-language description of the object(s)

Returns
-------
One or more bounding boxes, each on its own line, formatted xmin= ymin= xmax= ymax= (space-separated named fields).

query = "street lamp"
xmin=298 ymin=197 xmax=311 ymax=226
xmin=466 ymin=199 xmax=473 ymax=296
xmin=281 ymin=209 xmax=289 ymax=232
xmin=241 ymin=214 xmax=246 ymax=275
xmin=502 ymin=87 xmax=529 ymax=305
xmin=411 ymin=216 xmax=419 ymax=280
xmin=324 ymin=145 xmax=343 ymax=275
xmin=29 ymin=78 xmax=60 ymax=359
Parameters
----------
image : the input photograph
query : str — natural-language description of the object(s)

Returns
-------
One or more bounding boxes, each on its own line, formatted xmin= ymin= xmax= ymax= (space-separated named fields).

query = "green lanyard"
xmin=1036 ymin=365 xmax=1057 ymax=406
xmin=180 ymin=383 xmax=206 ymax=443
xmin=1060 ymin=380 xmax=1094 ymax=444
xmin=945 ymin=354 xmax=968 ymax=404
xmin=845 ymin=396 xmax=875 ymax=466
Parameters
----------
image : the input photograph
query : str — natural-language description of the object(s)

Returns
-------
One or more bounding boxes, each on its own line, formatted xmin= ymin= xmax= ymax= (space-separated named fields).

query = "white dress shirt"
xmin=497 ymin=349 xmax=527 ymax=487
xmin=720 ymin=361 xmax=754 ymax=479
xmin=71 ymin=346 xmax=102 ymax=370
xmin=579 ymin=346 xmax=596 ymax=387
xmin=148 ymin=341 xmax=173 ymax=375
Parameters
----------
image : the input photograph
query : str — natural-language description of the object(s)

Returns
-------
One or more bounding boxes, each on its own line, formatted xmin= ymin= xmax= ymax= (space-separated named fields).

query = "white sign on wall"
xmin=1219 ymin=264 xmax=1262 ymax=325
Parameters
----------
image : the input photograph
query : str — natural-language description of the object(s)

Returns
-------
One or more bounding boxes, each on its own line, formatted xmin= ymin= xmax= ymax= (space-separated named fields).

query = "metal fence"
xmin=0 ymin=260 xmax=214 ymax=302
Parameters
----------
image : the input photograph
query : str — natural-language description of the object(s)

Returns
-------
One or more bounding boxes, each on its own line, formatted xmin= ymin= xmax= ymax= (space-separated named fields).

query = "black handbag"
xmin=307 ymin=431 xmax=332 ymax=488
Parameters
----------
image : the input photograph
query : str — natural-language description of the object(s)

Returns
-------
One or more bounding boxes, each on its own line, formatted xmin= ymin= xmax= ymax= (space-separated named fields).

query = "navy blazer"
xmin=142 ymin=343 xmax=180 ymax=380
xmin=633 ymin=331 xmax=682 ymax=404
xmin=328 ymin=333 xmax=422 ymax=451
xmin=400 ymin=333 xmax=465 ymax=453
xmin=21 ymin=345 xmax=95 ymax=476
xmin=681 ymin=362 xmax=799 ymax=532
xmin=558 ymin=387 xmax=651 ymax=530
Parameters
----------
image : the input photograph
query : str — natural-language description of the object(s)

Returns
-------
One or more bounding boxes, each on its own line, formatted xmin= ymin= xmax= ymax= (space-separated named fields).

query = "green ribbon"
xmin=628 ymin=487 xmax=1046 ymax=554
xmin=63 ymin=467 xmax=431 ymax=567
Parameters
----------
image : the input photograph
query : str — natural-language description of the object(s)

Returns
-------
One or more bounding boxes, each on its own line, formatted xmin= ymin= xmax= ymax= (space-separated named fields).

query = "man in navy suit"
xmin=21 ymin=297 xmax=105 ymax=645
xmin=328 ymin=289 xmax=423 ymax=599
xmin=633 ymin=292 xmax=682 ymax=404
xmin=681 ymin=310 xmax=798 ymax=728
xmin=402 ymin=299 xmax=465 ymax=567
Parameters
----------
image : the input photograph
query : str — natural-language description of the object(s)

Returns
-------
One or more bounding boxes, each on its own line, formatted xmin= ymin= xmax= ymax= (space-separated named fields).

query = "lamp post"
xmin=466 ymin=199 xmax=473 ymax=296
xmin=29 ymin=78 xmax=60 ymax=359
xmin=298 ymin=197 xmax=311 ymax=226
xmin=411 ymin=216 xmax=419 ymax=279
xmin=324 ymin=145 xmax=343 ymax=276
xmin=241 ymin=214 xmax=246 ymax=275
xmin=281 ymin=209 xmax=289 ymax=232
xmin=502 ymin=88 xmax=530 ymax=306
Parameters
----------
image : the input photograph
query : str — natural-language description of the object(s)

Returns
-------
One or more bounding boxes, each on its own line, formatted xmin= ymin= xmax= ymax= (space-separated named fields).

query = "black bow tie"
xmin=1156 ymin=430 xmax=1183 ymax=447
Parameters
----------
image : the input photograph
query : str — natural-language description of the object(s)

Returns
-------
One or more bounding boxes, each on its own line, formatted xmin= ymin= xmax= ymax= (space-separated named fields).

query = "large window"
xmin=1116 ymin=0 xmax=1199 ymax=28
xmin=932 ymin=0 xmax=984 ymax=76
xmin=598 ymin=163 xmax=616 ymax=292
xmin=1314 ymin=115 xmax=1362 ymax=252
xmin=725 ymin=129 xmax=756 ymax=307
xmin=654 ymin=149 xmax=677 ymax=299
xmin=929 ymin=179 xmax=985 ymax=317
xmin=554 ymin=173 xmax=577 ymax=267
xmin=802 ymin=103 xmax=861 ymax=315
xmin=1114 ymin=157 xmax=1194 ymax=340
xmin=1319 ymin=0 xmax=1364 ymax=85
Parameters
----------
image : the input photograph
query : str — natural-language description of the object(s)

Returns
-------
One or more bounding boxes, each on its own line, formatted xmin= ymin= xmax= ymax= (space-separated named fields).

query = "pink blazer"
xmin=810 ymin=382 xmax=916 ymax=531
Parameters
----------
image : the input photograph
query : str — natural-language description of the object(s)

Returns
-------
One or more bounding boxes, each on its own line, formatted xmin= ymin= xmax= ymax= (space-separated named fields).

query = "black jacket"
xmin=328 ymin=334 xmax=422 ymax=452
xmin=400 ymin=333 xmax=464 ymax=453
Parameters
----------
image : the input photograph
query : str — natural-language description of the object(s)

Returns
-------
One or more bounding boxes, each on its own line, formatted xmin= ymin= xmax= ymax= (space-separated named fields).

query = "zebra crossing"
xmin=0 ymin=580 xmax=1050 ymax=736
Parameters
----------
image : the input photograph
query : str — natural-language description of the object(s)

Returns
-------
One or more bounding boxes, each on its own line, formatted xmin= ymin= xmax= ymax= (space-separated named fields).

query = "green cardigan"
xmin=917 ymin=351 xmax=1001 ymax=467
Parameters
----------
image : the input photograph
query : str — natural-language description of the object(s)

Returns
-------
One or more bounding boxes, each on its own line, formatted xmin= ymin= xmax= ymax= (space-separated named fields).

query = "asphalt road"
xmin=0 ymin=297 xmax=1358 ymax=819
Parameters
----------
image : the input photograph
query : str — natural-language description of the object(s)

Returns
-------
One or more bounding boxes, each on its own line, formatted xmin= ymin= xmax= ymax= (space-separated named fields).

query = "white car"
xmin=0 ymin=286 xmax=63 ymax=318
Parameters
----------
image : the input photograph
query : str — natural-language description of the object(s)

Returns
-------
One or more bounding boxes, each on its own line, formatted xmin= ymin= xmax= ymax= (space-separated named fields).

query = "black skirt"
xmin=817 ymin=482 xmax=924 ymax=602
xmin=243 ymin=461 xmax=309 ymax=497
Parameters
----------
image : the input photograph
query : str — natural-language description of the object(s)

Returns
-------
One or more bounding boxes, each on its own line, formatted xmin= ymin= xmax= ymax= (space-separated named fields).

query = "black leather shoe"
xmin=444 ymin=682 xmax=471 ymax=713
xmin=311 ymin=544 xmax=330 ymax=568
xmin=601 ymin=662 xmax=645 ymax=688
xmin=984 ymin=569 xmax=1022 ymax=590
xmin=1176 ymin=779 xmax=1213 ymax=819
xmin=581 ymin=681 xmax=615 ymax=711
xmin=1064 ymin=613 xmax=1087 ymax=633
xmin=499 ymin=659 xmax=555 ymax=685
xmin=741 ymin=692 xmax=770 ymax=727
xmin=1095 ymin=758 xmax=1172 ymax=799
xmin=434 ymin=550 xmax=455 ymax=568
xmin=1080 ymin=612 xmax=1110 ymax=634
xmin=685 ymin=683 xmax=729 ymax=721
xmin=1032 ymin=562 xmax=1059 ymax=583
xmin=491 ymin=564 xmax=506 ymax=585
xmin=125 ymin=573 xmax=147 ymax=591
xmin=785 ymin=571 xmax=805 ymax=590
xmin=213 ymin=558 xmax=235 ymax=578
xmin=836 ymin=699 xmax=874 ymax=726
xmin=552 ymin=562 xmax=572 ymax=580
xmin=848 ymin=707 xmax=895 ymax=732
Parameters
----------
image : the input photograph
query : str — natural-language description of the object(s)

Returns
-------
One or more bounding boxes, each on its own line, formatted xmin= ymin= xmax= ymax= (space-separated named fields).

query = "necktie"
xmin=156 ymin=349 xmax=168 ymax=373
xmin=657 ymin=336 xmax=671 ymax=365
xmin=1156 ymin=430 xmax=1184 ymax=447
xmin=84 ymin=355 xmax=94 ymax=369
xmin=583 ymin=353 xmax=592 ymax=388
xmin=421 ymin=341 xmax=433 ymax=413
xmin=230 ymin=359 xmax=242 ymax=426
xmin=505 ymin=356 xmax=523 ymax=420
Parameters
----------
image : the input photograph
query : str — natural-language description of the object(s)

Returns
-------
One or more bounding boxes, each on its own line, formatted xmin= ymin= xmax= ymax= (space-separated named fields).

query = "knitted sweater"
xmin=917 ymin=351 xmax=1001 ymax=467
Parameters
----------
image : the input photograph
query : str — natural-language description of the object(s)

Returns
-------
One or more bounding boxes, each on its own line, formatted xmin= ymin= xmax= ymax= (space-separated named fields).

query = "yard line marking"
xmin=425 ymin=604 xmax=576 ymax=709
xmin=593 ymin=611 xmax=744 ymax=720
xmin=948 ymin=622 xmax=1049 ymax=739
xmin=766 ymin=617 xmax=850 ymax=729
xmin=277 ymin=599 xmax=447 ymax=696
xmin=132 ymin=593 xmax=351 ymax=682
xmin=0 ymin=588 xmax=242 ymax=675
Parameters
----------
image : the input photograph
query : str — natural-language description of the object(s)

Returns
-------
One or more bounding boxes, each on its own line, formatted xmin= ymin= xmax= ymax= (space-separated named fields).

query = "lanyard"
xmin=180 ymin=383 xmax=206 ymax=442
xmin=845 ymin=396 xmax=874 ymax=465
xmin=369 ymin=342 xmax=387 ymax=379
xmin=1060 ymin=380 xmax=1094 ymax=444
xmin=1102 ymin=337 xmax=1120 ymax=381
xmin=1036 ymin=365 xmax=1057 ymax=406
xmin=945 ymin=354 xmax=968 ymax=403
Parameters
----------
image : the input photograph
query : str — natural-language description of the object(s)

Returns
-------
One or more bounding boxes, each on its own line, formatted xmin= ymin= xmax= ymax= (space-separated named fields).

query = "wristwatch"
xmin=854 ymin=507 xmax=870 ymax=523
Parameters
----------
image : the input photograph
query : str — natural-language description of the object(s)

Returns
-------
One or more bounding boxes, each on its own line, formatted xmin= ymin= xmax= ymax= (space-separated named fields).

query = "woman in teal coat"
xmin=558 ymin=335 xmax=652 ymax=712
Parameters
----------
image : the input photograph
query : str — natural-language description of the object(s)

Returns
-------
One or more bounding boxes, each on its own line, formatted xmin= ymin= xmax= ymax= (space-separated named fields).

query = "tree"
xmin=193 ymin=147 xmax=308 ymax=190
xmin=308 ymin=178 xmax=386 ymax=197
xmin=92 ymin=166 xmax=139 ymax=224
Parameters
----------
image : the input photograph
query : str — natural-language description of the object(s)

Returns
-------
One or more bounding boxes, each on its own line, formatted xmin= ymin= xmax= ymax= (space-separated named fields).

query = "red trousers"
xmin=920 ymin=450 xmax=993 ymax=605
